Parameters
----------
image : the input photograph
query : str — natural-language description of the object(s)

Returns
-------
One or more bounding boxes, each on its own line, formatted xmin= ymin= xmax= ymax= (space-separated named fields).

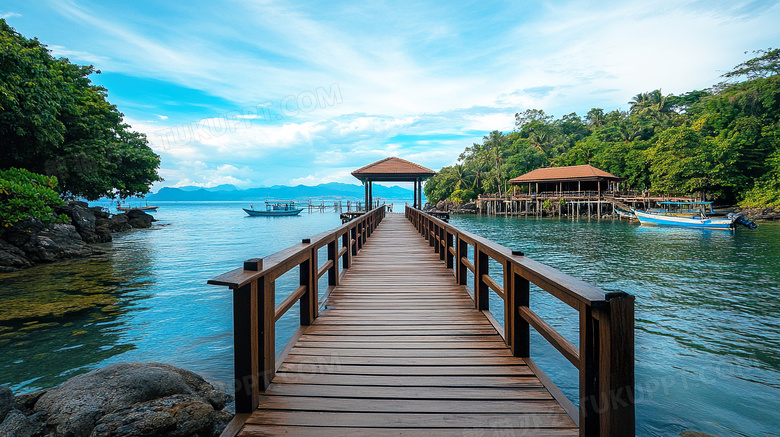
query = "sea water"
xmin=0 ymin=203 xmax=778 ymax=436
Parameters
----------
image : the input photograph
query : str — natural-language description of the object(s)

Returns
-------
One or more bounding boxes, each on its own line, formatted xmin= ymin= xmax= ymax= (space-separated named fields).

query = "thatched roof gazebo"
xmin=509 ymin=164 xmax=624 ymax=196
xmin=351 ymin=157 xmax=435 ymax=209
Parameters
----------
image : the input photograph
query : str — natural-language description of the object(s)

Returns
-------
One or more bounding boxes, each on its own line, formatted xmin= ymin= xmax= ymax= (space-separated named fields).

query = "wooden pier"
xmin=209 ymin=206 xmax=635 ymax=436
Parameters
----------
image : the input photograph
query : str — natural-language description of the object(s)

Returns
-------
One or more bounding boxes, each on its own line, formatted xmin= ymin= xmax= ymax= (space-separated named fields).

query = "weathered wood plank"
xmin=236 ymin=214 xmax=576 ymax=436
xmin=244 ymin=411 xmax=576 ymax=428
xmin=240 ymin=426 xmax=578 ymax=436
xmin=255 ymin=396 xmax=565 ymax=413
xmin=260 ymin=383 xmax=556 ymax=400
xmin=277 ymin=363 xmax=534 ymax=376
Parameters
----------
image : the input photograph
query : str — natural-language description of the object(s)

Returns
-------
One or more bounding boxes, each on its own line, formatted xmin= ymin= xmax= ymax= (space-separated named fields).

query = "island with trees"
xmin=425 ymin=49 xmax=780 ymax=215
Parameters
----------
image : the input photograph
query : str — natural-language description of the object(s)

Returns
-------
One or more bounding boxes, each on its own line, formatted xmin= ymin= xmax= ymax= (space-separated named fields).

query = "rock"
xmin=65 ymin=203 xmax=113 ymax=244
xmin=126 ymin=210 xmax=156 ymax=229
xmin=0 ymin=385 xmax=16 ymax=423
xmin=33 ymin=362 xmax=233 ymax=437
xmin=108 ymin=214 xmax=132 ymax=233
xmin=14 ymin=390 xmax=46 ymax=414
xmin=0 ymin=201 xmax=157 ymax=271
xmin=0 ymin=239 xmax=33 ymax=272
xmin=0 ymin=409 xmax=47 ymax=437
xmin=91 ymin=394 xmax=219 ymax=437
xmin=20 ymin=223 xmax=95 ymax=263
xmin=680 ymin=431 xmax=716 ymax=437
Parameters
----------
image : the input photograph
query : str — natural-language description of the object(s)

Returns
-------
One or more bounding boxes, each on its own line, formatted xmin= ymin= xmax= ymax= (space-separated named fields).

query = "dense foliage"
xmin=425 ymin=49 xmax=780 ymax=207
xmin=0 ymin=19 xmax=162 ymax=200
xmin=0 ymin=168 xmax=67 ymax=228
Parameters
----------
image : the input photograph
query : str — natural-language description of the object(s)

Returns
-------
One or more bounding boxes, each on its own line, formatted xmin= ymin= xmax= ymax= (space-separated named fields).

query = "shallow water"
xmin=0 ymin=204 xmax=778 ymax=436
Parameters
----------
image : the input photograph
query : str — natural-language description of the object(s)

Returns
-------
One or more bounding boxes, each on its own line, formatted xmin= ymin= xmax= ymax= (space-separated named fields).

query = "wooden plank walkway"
xmin=237 ymin=214 xmax=578 ymax=436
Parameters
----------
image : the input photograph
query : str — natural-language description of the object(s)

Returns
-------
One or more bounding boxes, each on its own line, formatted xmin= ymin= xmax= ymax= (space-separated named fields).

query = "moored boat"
xmin=633 ymin=209 xmax=737 ymax=229
xmin=117 ymin=204 xmax=158 ymax=212
xmin=243 ymin=201 xmax=303 ymax=216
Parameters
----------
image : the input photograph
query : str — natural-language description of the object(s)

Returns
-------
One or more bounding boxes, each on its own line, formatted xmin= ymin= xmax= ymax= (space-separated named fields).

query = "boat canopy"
xmin=657 ymin=201 xmax=713 ymax=205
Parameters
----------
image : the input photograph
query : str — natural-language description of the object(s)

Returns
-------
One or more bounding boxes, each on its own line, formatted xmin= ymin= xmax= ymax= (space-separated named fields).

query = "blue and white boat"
xmin=632 ymin=201 xmax=757 ymax=230
xmin=243 ymin=201 xmax=303 ymax=217
xmin=633 ymin=209 xmax=737 ymax=229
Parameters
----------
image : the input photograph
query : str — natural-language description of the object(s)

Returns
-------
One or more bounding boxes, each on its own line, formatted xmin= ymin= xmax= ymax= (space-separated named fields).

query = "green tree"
xmin=723 ymin=48 xmax=780 ymax=80
xmin=0 ymin=19 xmax=162 ymax=200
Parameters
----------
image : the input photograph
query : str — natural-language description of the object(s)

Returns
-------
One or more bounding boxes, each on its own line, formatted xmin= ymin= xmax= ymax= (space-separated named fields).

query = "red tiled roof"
xmin=509 ymin=164 xmax=623 ymax=184
xmin=352 ymin=157 xmax=435 ymax=179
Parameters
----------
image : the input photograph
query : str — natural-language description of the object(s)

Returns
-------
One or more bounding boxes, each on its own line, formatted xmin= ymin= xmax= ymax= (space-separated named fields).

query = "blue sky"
xmin=3 ymin=1 xmax=779 ymax=191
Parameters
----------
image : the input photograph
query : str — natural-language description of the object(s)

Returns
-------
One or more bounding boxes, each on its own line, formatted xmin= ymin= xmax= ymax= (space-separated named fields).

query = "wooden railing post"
xmin=511 ymin=270 xmax=530 ymax=358
xmin=328 ymin=238 xmax=338 ymax=287
xmin=258 ymin=275 xmax=275 ymax=390
xmin=579 ymin=305 xmax=599 ymax=435
xmin=350 ymin=225 xmax=358 ymax=256
xmin=599 ymin=292 xmax=635 ymax=436
xmin=299 ymin=248 xmax=315 ymax=325
xmin=445 ymin=231 xmax=454 ymax=270
xmin=231 ymin=281 xmax=257 ymax=413
xmin=356 ymin=222 xmax=363 ymax=251
xmin=438 ymin=227 xmax=446 ymax=261
xmin=457 ymin=235 xmax=468 ymax=286
xmin=342 ymin=231 xmax=351 ymax=270
xmin=432 ymin=223 xmax=439 ymax=251
xmin=474 ymin=245 xmax=489 ymax=311
xmin=502 ymin=260 xmax=510 ymax=345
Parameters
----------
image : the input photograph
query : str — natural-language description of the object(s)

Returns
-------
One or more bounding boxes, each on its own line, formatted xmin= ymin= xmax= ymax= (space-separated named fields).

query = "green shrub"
xmin=0 ymin=168 xmax=67 ymax=229
xmin=450 ymin=189 xmax=475 ymax=205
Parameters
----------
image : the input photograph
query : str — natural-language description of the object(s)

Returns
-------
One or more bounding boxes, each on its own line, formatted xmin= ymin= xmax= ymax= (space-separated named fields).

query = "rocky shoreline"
xmin=0 ymin=202 xmax=156 ymax=272
xmin=0 ymin=362 xmax=233 ymax=437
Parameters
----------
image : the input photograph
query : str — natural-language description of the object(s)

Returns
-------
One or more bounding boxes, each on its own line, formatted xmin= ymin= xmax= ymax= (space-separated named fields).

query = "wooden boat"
xmin=117 ymin=205 xmax=158 ymax=212
xmin=615 ymin=207 xmax=636 ymax=220
xmin=243 ymin=201 xmax=303 ymax=217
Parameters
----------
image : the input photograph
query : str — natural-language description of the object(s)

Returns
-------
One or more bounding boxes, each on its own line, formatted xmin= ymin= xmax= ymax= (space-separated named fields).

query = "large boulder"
xmin=0 ymin=240 xmax=33 ymax=272
xmin=125 ymin=210 xmax=156 ymax=229
xmin=30 ymin=362 xmax=232 ymax=437
xmin=68 ymin=204 xmax=112 ymax=244
xmin=107 ymin=214 xmax=132 ymax=233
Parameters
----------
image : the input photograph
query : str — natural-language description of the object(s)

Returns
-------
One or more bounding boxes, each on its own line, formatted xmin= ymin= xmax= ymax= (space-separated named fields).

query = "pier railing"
xmin=208 ymin=206 xmax=386 ymax=413
xmin=407 ymin=206 xmax=635 ymax=437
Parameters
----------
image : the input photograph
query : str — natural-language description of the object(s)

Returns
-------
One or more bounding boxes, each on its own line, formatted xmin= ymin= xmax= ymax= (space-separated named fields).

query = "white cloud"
xmin=1 ymin=12 xmax=21 ymax=19
xmin=289 ymin=170 xmax=358 ymax=186
xmin=46 ymin=44 xmax=109 ymax=64
xmin=19 ymin=0 xmax=779 ymax=188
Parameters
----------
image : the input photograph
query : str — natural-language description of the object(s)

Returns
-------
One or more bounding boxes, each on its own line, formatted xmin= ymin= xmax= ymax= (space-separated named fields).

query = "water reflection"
xmin=0 ymin=255 xmax=153 ymax=391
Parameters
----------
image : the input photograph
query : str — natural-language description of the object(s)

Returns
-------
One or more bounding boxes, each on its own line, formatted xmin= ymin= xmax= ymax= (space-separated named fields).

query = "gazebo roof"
xmin=509 ymin=164 xmax=624 ymax=184
xmin=351 ymin=157 xmax=436 ymax=182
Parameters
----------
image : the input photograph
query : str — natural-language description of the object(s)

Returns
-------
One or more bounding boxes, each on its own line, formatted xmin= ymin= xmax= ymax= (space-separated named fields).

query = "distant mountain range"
xmin=146 ymin=182 xmax=416 ymax=202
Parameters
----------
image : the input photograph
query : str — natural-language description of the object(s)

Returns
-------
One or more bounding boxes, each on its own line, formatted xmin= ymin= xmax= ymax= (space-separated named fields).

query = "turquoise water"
xmin=0 ymin=203 xmax=778 ymax=436
xmin=450 ymin=215 xmax=780 ymax=437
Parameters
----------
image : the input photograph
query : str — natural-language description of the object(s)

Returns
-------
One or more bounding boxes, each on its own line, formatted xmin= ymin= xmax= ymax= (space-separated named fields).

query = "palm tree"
xmin=586 ymin=108 xmax=605 ymax=128
xmin=530 ymin=130 xmax=551 ymax=153
xmin=452 ymin=164 xmax=471 ymax=190
xmin=629 ymin=92 xmax=650 ymax=114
